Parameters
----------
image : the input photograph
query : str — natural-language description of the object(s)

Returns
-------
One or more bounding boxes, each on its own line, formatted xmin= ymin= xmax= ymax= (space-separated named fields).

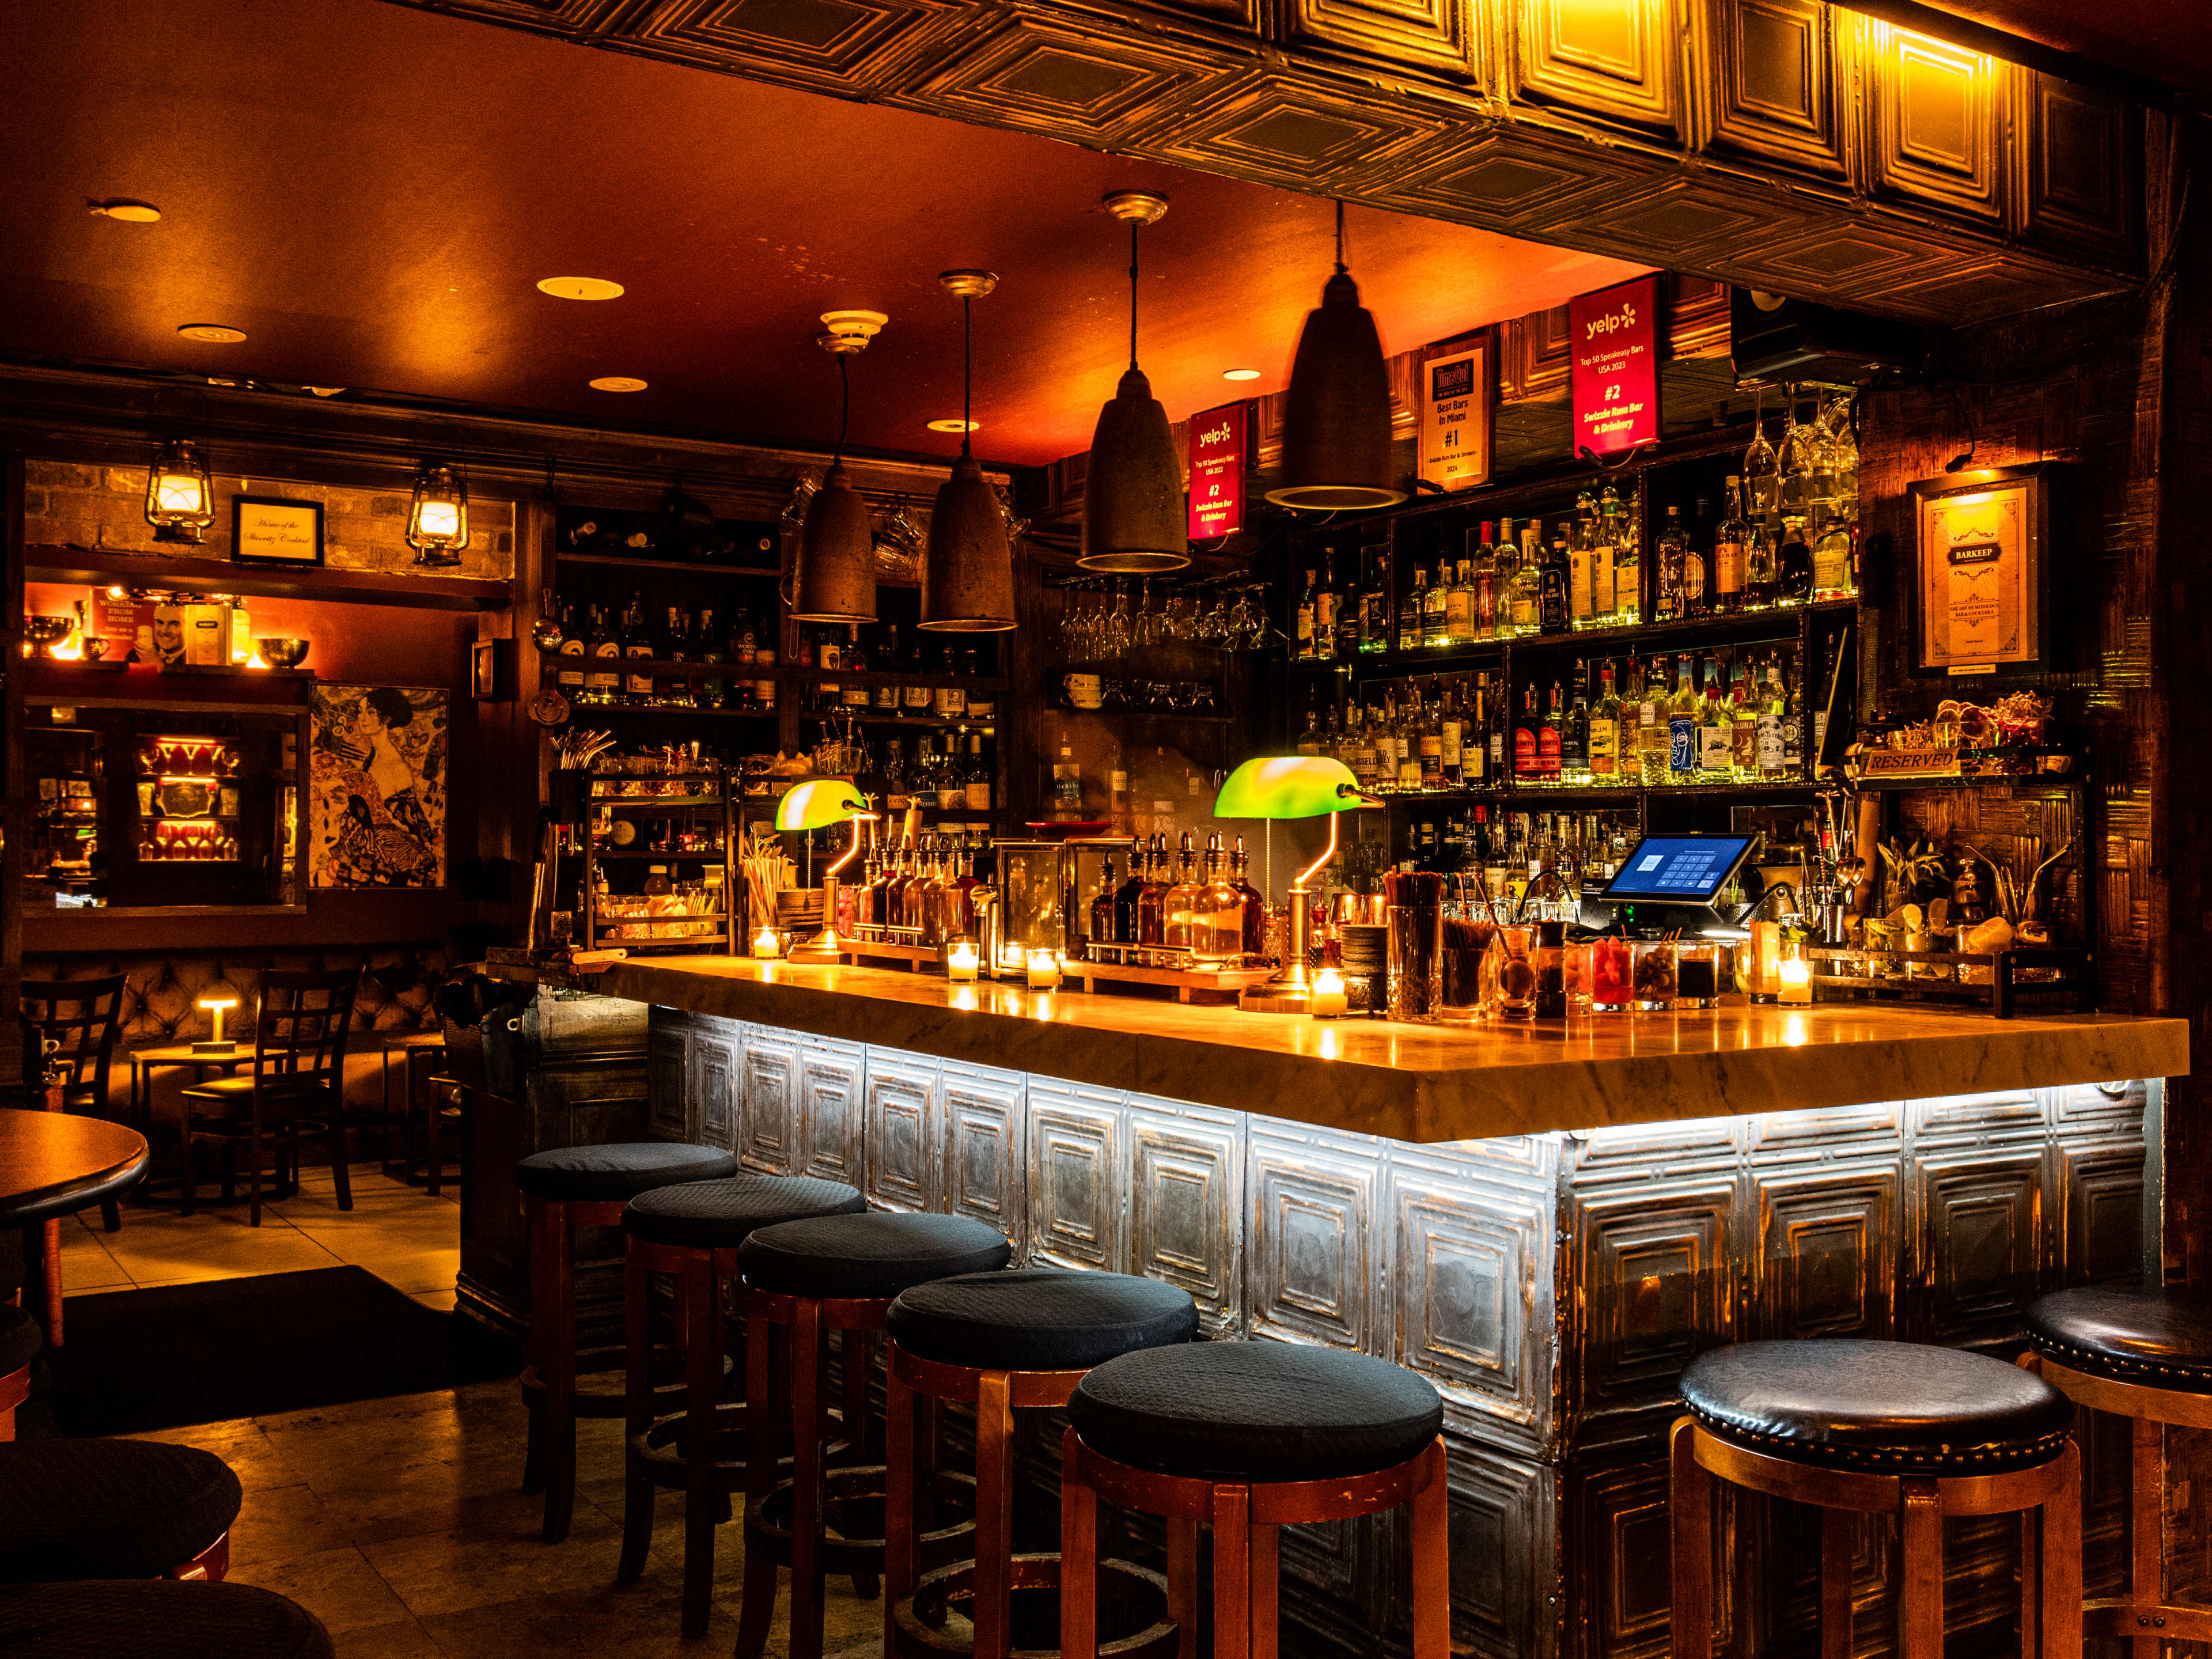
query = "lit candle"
xmin=1026 ymin=949 xmax=1061 ymax=991
xmin=1747 ymin=919 xmax=1782 ymax=1003
xmin=1310 ymin=967 xmax=1348 ymax=1019
xmin=1778 ymin=956 xmax=1813 ymax=1006
xmin=753 ymin=927 xmax=783 ymax=959
xmin=946 ymin=941 xmax=980 ymax=982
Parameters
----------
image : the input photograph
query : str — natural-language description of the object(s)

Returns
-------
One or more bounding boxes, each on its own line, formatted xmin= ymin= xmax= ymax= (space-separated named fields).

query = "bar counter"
xmin=593 ymin=953 xmax=2188 ymax=1143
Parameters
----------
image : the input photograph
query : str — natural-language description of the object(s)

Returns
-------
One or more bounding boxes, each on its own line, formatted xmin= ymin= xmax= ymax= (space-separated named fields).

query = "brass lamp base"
xmin=785 ymin=873 xmax=848 ymax=963
xmin=191 ymin=1040 xmax=237 ymax=1055
xmin=1239 ymin=881 xmax=1318 ymax=1012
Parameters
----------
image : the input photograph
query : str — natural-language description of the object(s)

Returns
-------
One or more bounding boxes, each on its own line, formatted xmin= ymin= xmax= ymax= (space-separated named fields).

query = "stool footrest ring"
xmin=893 ymin=1551 xmax=1176 ymax=1659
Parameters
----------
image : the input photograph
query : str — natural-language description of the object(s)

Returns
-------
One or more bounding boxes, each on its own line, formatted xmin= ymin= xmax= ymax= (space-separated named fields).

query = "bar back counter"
xmin=471 ymin=957 xmax=2187 ymax=1659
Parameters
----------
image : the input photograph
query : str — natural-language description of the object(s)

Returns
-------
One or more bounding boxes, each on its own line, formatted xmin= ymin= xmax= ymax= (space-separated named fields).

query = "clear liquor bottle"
xmin=1162 ymin=834 xmax=1201 ymax=950
xmin=1294 ymin=569 xmax=1317 ymax=660
xmin=1398 ymin=569 xmax=1426 ymax=653
xmin=1696 ymin=656 xmax=1734 ymax=781
xmin=1439 ymin=679 xmax=1465 ymax=787
xmin=1444 ymin=559 xmax=1474 ymax=646
xmin=1423 ymin=560 xmax=1451 ymax=648
xmin=1812 ymin=510 xmax=1855 ymax=601
xmin=1315 ymin=553 xmax=1339 ymax=658
xmin=1635 ymin=658 xmax=1670 ymax=785
xmin=1397 ymin=685 xmax=1426 ymax=793
xmin=1588 ymin=663 xmax=1620 ymax=785
xmin=1189 ymin=835 xmax=1245 ymax=964
xmin=1603 ymin=485 xmax=1639 ymax=625
xmin=1667 ymin=655 xmax=1699 ymax=781
xmin=1561 ymin=661 xmax=1590 ymax=783
xmin=1756 ymin=657 xmax=1791 ymax=779
xmin=1654 ymin=505 xmax=1687 ymax=623
xmin=1418 ymin=682 xmax=1444 ymax=790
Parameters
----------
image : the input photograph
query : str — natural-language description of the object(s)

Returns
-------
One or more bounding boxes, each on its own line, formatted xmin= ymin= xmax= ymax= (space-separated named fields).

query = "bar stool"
xmin=1670 ymin=1338 xmax=2080 ymax=1659
xmin=613 ymin=1173 xmax=870 ymax=1637
xmin=1060 ymin=1342 xmax=1450 ymax=1659
xmin=514 ymin=1141 xmax=739 ymax=1544
xmin=736 ymin=1211 xmax=1014 ymax=1659
xmin=885 ymin=1268 xmax=1198 ymax=1659
xmin=0 ymin=1306 xmax=37 ymax=1441
xmin=2023 ymin=1285 xmax=2212 ymax=1649
xmin=0 ymin=1440 xmax=241 ymax=1582
xmin=0 ymin=1581 xmax=335 ymax=1659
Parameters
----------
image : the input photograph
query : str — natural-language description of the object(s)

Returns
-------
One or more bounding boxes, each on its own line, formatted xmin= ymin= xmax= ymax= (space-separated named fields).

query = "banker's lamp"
xmin=775 ymin=779 xmax=878 ymax=964
xmin=1214 ymin=756 xmax=1379 ymax=1012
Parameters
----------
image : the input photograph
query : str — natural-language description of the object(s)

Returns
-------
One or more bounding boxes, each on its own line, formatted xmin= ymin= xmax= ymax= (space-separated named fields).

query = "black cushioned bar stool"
xmin=0 ymin=1440 xmax=243 ymax=1583
xmin=615 ymin=1173 xmax=869 ymax=1638
xmin=0 ymin=1304 xmax=40 ymax=1440
xmin=2024 ymin=1286 xmax=2212 ymax=1650
xmin=736 ymin=1211 xmax=1014 ymax=1659
xmin=885 ymin=1270 xmax=1199 ymax=1659
xmin=514 ymin=1141 xmax=738 ymax=1544
xmin=1671 ymin=1338 xmax=2080 ymax=1659
xmin=0 ymin=1580 xmax=335 ymax=1659
xmin=1060 ymin=1343 xmax=1449 ymax=1659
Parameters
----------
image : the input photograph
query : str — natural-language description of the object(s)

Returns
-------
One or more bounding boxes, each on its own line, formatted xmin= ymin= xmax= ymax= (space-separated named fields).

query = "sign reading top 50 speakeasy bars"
xmin=1187 ymin=402 xmax=1246 ymax=540
xmin=1569 ymin=274 xmax=1661 ymax=456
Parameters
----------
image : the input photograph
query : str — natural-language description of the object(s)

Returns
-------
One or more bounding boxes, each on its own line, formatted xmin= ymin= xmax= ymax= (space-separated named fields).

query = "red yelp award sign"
xmin=1569 ymin=275 xmax=1661 ymax=456
xmin=1187 ymin=402 xmax=1246 ymax=540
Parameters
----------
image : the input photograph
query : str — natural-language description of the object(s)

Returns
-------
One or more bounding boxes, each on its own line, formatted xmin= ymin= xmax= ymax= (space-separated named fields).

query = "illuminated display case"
xmin=22 ymin=700 xmax=305 ymax=911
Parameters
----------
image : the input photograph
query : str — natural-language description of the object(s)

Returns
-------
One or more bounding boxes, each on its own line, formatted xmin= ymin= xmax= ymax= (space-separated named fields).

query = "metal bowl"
xmin=255 ymin=636 xmax=310 ymax=669
xmin=25 ymin=615 xmax=73 ymax=655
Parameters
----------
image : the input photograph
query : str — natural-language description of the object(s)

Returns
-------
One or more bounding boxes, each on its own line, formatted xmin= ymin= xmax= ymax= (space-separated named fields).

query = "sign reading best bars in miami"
xmin=1569 ymin=274 xmax=1661 ymax=455
xmin=1187 ymin=401 xmax=1246 ymax=540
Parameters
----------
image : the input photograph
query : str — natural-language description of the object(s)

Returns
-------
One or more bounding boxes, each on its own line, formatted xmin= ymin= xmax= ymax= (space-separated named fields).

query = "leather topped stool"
xmin=736 ymin=1211 xmax=1014 ymax=1659
xmin=2024 ymin=1285 xmax=2212 ymax=1651
xmin=0 ymin=1305 xmax=40 ymax=1440
xmin=1060 ymin=1342 xmax=1449 ymax=1659
xmin=885 ymin=1269 xmax=1199 ymax=1659
xmin=0 ymin=1440 xmax=242 ymax=1582
xmin=1671 ymin=1338 xmax=2080 ymax=1659
xmin=0 ymin=1580 xmax=335 ymax=1659
xmin=614 ymin=1173 xmax=869 ymax=1638
xmin=514 ymin=1141 xmax=739 ymax=1544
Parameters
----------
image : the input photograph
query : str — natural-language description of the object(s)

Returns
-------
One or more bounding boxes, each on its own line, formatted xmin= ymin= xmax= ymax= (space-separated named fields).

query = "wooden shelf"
xmin=26 ymin=545 xmax=510 ymax=612
xmin=1287 ymin=600 xmax=1854 ymax=676
xmin=1374 ymin=778 xmax=1820 ymax=804
xmin=555 ymin=551 xmax=779 ymax=578
xmin=539 ymin=647 xmax=1006 ymax=692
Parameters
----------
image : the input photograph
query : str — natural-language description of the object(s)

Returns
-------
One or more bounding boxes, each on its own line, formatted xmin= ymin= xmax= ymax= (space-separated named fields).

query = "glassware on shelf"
xmin=1742 ymin=388 xmax=1780 ymax=520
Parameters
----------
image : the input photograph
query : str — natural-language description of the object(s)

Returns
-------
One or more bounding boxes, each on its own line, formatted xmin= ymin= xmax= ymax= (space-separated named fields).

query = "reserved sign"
xmin=1569 ymin=275 xmax=1661 ymax=456
xmin=1858 ymin=748 xmax=1963 ymax=778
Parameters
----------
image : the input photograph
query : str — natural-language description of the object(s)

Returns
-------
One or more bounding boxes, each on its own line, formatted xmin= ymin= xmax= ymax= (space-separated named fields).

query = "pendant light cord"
xmin=834 ymin=353 xmax=851 ymax=465
xmin=1334 ymin=199 xmax=1347 ymax=275
xmin=1128 ymin=219 xmax=1141 ymax=372
xmin=961 ymin=295 xmax=974 ymax=461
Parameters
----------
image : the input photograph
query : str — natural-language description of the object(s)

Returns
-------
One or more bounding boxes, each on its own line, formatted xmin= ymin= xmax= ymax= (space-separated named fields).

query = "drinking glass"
xmin=1496 ymin=925 xmax=1536 ymax=1020
xmin=1631 ymin=941 xmax=1679 ymax=1011
xmin=1743 ymin=389 xmax=1779 ymax=518
xmin=1673 ymin=941 xmax=1719 ymax=1009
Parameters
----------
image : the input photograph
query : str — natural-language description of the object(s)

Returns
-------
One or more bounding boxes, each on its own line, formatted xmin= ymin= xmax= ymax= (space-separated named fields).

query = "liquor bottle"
xmin=1468 ymin=524 xmax=1498 ymax=641
xmin=853 ymin=844 xmax=883 ymax=927
xmin=1112 ymin=847 xmax=1146 ymax=945
xmin=1588 ymin=662 xmax=1619 ymax=783
xmin=1107 ymin=740 xmax=1128 ymax=828
xmin=1561 ymin=661 xmax=1590 ymax=783
xmin=1537 ymin=524 xmax=1569 ymax=635
xmin=1190 ymin=835 xmax=1245 ymax=964
xmin=963 ymin=734 xmax=991 ymax=812
xmin=1418 ymin=683 xmax=1444 ymax=788
xmin=1635 ymin=658 xmax=1670 ymax=785
xmin=1777 ymin=513 xmax=1815 ymax=605
xmin=816 ymin=628 xmax=842 ymax=716
xmin=662 ymin=607 xmax=692 ymax=710
xmin=1668 ymin=656 xmax=1698 ymax=780
xmin=1507 ymin=528 xmax=1543 ymax=637
xmin=1782 ymin=665 xmax=1805 ymax=775
xmin=1440 ymin=680 xmax=1465 ymax=788
xmin=904 ymin=836 xmax=948 ymax=946
xmin=902 ymin=632 xmax=933 ymax=720
xmin=1346 ymin=703 xmax=1381 ymax=796
xmin=1162 ymin=834 xmax=1203 ymax=951
xmin=1713 ymin=479 xmax=1748 ymax=615
xmin=1604 ymin=485 xmax=1638 ymax=624
xmin=871 ymin=625 xmax=900 ymax=714
xmin=621 ymin=593 xmax=654 ymax=707
xmin=1399 ymin=569 xmax=1426 ymax=653
xmin=1333 ymin=557 xmax=1362 ymax=659
xmin=1514 ymin=684 xmax=1540 ymax=783
xmin=947 ymin=834 xmax=982 ymax=935
xmin=1813 ymin=510 xmax=1854 ymax=601
xmin=556 ymin=605 xmax=587 ymax=699
xmin=1090 ymin=854 xmax=1123 ymax=946
xmin=1294 ymin=569 xmax=1317 ymax=660
xmin=933 ymin=644 xmax=967 ymax=720
xmin=1696 ymin=657 xmax=1734 ymax=779
xmin=1444 ymin=558 xmax=1474 ymax=646
xmin=1315 ymin=551 xmax=1339 ymax=658
xmin=1424 ymin=559 xmax=1450 ymax=647
xmin=1358 ymin=544 xmax=1389 ymax=654
xmin=1756 ymin=657 xmax=1791 ymax=779
xmin=1730 ymin=658 xmax=1759 ymax=779
xmin=1654 ymin=506 xmax=1687 ymax=622
xmin=1297 ymin=698 xmax=1324 ymax=756
xmin=1491 ymin=518 xmax=1518 ymax=638
xmin=1539 ymin=683 xmax=1563 ymax=779
xmin=1397 ymin=686 xmax=1426 ymax=793
xmin=1232 ymin=836 xmax=1266 ymax=957
xmin=1052 ymin=745 xmax=1081 ymax=819
xmin=842 ymin=626 xmax=873 ymax=713
xmin=1464 ymin=678 xmax=1488 ymax=788
xmin=1482 ymin=673 xmax=1506 ymax=779
xmin=880 ymin=836 xmax=914 ymax=926
xmin=1136 ymin=838 xmax=1170 ymax=947
xmin=1684 ymin=500 xmax=1709 ymax=618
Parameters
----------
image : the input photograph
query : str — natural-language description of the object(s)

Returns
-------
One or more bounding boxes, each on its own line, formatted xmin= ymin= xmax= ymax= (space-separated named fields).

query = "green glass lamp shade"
xmin=1213 ymin=756 xmax=1374 ymax=820
xmin=775 ymin=779 xmax=876 ymax=832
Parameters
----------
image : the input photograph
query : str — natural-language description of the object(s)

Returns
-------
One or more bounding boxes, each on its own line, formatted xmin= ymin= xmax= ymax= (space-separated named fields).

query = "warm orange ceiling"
xmin=0 ymin=0 xmax=1646 ymax=468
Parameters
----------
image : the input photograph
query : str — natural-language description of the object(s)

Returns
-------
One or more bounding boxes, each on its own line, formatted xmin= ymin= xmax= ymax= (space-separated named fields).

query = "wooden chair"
xmin=179 ymin=968 xmax=361 ymax=1226
xmin=21 ymin=975 xmax=126 ymax=1235
xmin=0 ymin=1306 xmax=37 ymax=1440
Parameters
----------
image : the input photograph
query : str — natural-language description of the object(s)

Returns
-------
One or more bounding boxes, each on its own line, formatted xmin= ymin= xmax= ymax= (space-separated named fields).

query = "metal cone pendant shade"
xmin=1267 ymin=264 xmax=1406 ymax=512
xmin=1080 ymin=365 xmax=1188 ymax=573
xmin=924 ymin=454 xmax=1016 ymax=630
xmin=791 ymin=460 xmax=877 ymax=622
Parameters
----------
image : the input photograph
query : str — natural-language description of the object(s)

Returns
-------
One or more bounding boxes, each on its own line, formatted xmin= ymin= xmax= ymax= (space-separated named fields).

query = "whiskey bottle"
xmin=1295 ymin=569 xmax=1317 ymax=660
xmin=1654 ymin=506 xmax=1687 ymax=622
xmin=621 ymin=594 xmax=654 ymax=707
xmin=1538 ymin=525 xmax=1569 ymax=634
xmin=1423 ymin=559 xmax=1450 ymax=647
xmin=1588 ymin=662 xmax=1619 ymax=783
xmin=1712 ymin=479 xmax=1748 ymax=615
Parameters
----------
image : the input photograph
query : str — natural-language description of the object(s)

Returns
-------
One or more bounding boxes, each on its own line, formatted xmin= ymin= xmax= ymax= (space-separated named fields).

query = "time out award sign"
xmin=1187 ymin=402 xmax=1247 ymax=540
xmin=1418 ymin=331 xmax=1493 ymax=491
xmin=1569 ymin=275 xmax=1661 ymax=456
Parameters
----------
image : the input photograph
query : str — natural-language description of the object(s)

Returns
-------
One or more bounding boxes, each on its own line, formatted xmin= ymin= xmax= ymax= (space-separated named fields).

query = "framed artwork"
xmin=230 ymin=494 xmax=325 ymax=567
xmin=1907 ymin=463 xmax=2061 ymax=678
xmin=308 ymin=683 xmax=448 ymax=888
xmin=1417 ymin=331 xmax=1495 ymax=492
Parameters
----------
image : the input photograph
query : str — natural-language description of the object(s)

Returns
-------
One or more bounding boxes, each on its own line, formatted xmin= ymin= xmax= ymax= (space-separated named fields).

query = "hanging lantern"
xmin=1266 ymin=201 xmax=1406 ymax=512
xmin=922 ymin=270 xmax=1016 ymax=632
xmin=406 ymin=461 xmax=471 ymax=568
xmin=791 ymin=310 xmax=883 ymax=624
xmin=143 ymin=438 xmax=215 ymax=545
xmin=1079 ymin=192 xmax=1189 ymax=574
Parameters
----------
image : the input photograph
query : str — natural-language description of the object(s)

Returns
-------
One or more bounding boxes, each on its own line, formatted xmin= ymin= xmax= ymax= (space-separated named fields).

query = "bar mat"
xmin=43 ymin=1266 xmax=517 ymax=1437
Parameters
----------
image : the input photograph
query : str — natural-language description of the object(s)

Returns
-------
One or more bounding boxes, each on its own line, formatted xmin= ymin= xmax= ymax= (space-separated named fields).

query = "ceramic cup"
xmin=1062 ymin=672 xmax=1103 ymax=710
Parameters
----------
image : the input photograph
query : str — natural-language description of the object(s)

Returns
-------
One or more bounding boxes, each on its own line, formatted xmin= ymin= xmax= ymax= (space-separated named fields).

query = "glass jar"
xmin=1496 ymin=925 xmax=1537 ymax=1021
xmin=1631 ymin=940 xmax=1678 ymax=1011
xmin=1590 ymin=937 xmax=1633 ymax=1013
xmin=1673 ymin=941 xmax=1719 ymax=1009
xmin=1385 ymin=870 xmax=1444 ymax=1024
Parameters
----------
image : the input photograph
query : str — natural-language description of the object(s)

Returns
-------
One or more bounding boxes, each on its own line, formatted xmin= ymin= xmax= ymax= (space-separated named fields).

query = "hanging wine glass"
xmin=1775 ymin=384 xmax=1816 ymax=518
xmin=1103 ymin=579 xmax=1132 ymax=660
xmin=1741 ymin=387 xmax=1779 ymax=520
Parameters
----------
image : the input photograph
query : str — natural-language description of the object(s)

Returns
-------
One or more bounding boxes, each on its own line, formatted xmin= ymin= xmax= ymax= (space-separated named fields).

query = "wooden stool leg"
xmin=885 ymin=1365 xmax=917 ymax=1648
xmin=2044 ymin=1439 xmax=2082 ymax=1659
xmin=1249 ymin=1520 xmax=1279 ymax=1659
xmin=1060 ymin=1426 xmax=1100 ymax=1659
xmin=1670 ymin=1418 xmax=1713 ymax=1659
xmin=425 ymin=1065 xmax=442 ymax=1198
xmin=618 ymin=1244 xmax=655 ymax=1582
xmin=1820 ymin=1507 xmax=1854 ymax=1659
xmin=1897 ymin=1480 xmax=1944 ymax=1659
xmin=1167 ymin=1518 xmax=1200 ymax=1659
xmin=40 ymin=1219 xmax=62 ymax=1349
xmin=844 ymin=1329 xmax=878 ymax=1600
xmin=541 ymin=1205 xmax=578 ymax=1544
xmin=735 ymin=1307 xmax=781 ymax=1659
xmin=1212 ymin=1483 xmax=1253 ymax=1659
xmin=974 ymin=1370 xmax=1014 ymax=1659
xmin=1410 ymin=1438 xmax=1449 ymax=1659
xmin=790 ymin=1299 xmax=829 ymax=1659
xmin=680 ymin=1251 xmax=722 ymax=1639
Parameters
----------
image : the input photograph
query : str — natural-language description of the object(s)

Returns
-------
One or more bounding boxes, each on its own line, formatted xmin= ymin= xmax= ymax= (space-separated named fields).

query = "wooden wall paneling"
xmin=1864 ymin=20 xmax=2007 ymax=223
xmin=1506 ymin=0 xmax=1689 ymax=144
xmin=647 ymin=1007 xmax=694 ymax=1141
xmin=693 ymin=1013 xmax=740 ymax=1153
xmin=2019 ymin=71 xmax=2142 ymax=266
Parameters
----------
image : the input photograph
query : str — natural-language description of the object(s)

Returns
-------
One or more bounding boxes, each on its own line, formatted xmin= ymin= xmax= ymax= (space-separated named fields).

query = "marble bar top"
xmin=575 ymin=955 xmax=2191 ymax=1144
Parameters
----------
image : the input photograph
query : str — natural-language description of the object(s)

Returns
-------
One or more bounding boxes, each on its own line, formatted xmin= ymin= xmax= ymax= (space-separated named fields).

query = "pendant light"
xmin=1079 ymin=191 xmax=1189 ymax=574
xmin=921 ymin=270 xmax=1016 ymax=632
xmin=1266 ymin=201 xmax=1406 ymax=512
xmin=143 ymin=438 xmax=215 ymax=544
xmin=406 ymin=461 xmax=471 ymax=567
xmin=790 ymin=310 xmax=884 ymax=624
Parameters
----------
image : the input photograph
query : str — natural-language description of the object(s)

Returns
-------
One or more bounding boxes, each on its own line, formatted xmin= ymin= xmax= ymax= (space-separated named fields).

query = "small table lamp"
xmin=774 ymin=779 xmax=879 ymax=964
xmin=1213 ymin=756 xmax=1380 ymax=1013
xmin=195 ymin=994 xmax=240 ymax=1054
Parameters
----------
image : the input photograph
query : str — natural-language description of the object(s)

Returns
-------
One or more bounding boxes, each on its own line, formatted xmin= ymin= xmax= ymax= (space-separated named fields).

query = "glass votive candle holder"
xmin=1631 ymin=940 xmax=1679 ymax=1010
xmin=1745 ymin=919 xmax=1782 ymax=1002
xmin=945 ymin=940 xmax=980 ymax=982
xmin=1026 ymin=949 xmax=1062 ymax=990
xmin=1673 ymin=941 xmax=1719 ymax=1009
xmin=1590 ymin=937 xmax=1633 ymax=1013
xmin=1561 ymin=941 xmax=1596 ymax=1016
xmin=1533 ymin=924 xmax=1568 ymax=1020
xmin=1497 ymin=925 xmax=1537 ymax=1021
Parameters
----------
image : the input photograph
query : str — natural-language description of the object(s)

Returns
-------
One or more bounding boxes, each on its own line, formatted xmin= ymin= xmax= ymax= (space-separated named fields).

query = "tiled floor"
xmin=60 ymin=1162 xmax=461 ymax=1313
xmin=131 ymin=1381 xmax=888 ymax=1659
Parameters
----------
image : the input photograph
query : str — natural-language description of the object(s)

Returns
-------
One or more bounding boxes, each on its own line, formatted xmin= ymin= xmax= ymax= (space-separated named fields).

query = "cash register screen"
xmin=1599 ymin=835 xmax=1756 ymax=905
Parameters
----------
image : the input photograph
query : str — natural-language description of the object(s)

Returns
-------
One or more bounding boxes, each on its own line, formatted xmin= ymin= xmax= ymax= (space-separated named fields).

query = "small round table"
xmin=1 ymin=1109 xmax=150 ymax=1350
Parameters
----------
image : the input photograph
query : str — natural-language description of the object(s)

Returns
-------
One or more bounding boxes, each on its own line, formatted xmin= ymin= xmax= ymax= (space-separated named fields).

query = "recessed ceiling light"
xmin=927 ymin=418 xmax=980 ymax=433
xmin=89 ymin=199 xmax=161 ymax=223
xmin=589 ymin=376 xmax=647 ymax=392
xmin=1222 ymin=368 xmax=1262 ymax=381
xmin=177 ymin=324 xmax=246 ymax=343
xmin=537 ymin=276 xmax=624 ymax=301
